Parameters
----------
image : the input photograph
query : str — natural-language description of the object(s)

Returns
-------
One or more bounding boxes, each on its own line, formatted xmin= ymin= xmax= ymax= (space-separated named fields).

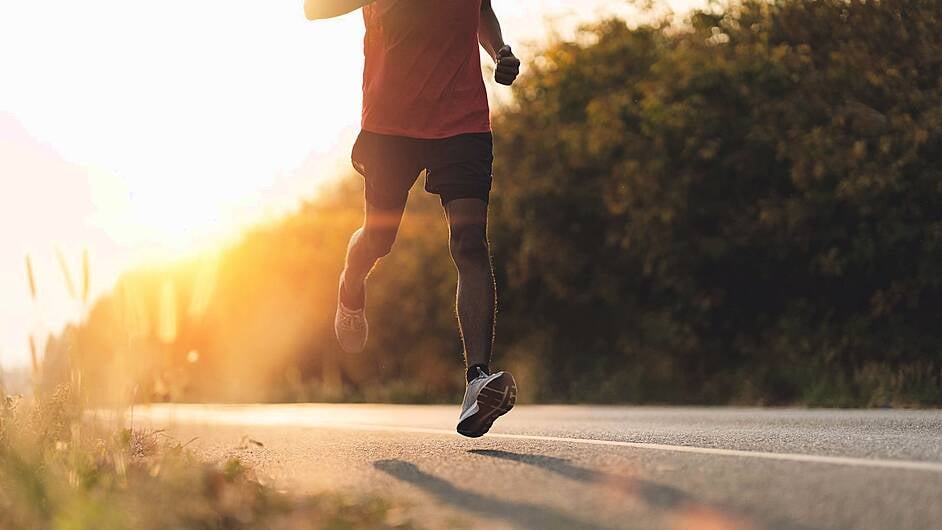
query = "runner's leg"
xmin=444 ymin=198 xmax=495 ymax=368
xmin=341 ymin=199 xmax=407 ymax=309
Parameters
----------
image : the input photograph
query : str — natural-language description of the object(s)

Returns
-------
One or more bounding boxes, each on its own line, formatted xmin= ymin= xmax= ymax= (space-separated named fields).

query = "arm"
xmin=479 ymin=0 xmax=520 ymax=86
xmin=305 ymin=0 xmax=374 ymax=20
xmin=478 ymin=0 xmax=505 ymax=61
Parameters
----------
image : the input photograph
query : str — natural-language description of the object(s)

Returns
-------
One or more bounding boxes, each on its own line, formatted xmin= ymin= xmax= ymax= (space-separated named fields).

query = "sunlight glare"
xmin=1 ymin=0 xmax=365 ymax=257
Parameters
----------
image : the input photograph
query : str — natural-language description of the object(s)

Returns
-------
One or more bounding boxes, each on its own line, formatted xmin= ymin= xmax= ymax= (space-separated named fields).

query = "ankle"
xmin=466 ymin=363 xmax=489 ymax=383
xmin=340 ymin=274 xmax=366 ymax=310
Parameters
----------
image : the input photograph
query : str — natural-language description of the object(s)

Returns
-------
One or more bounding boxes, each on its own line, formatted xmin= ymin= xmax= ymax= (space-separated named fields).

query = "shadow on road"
xmin=373 ymin=459 xmax=615 ymax=530
xmin=468 ymin=449 xmax=780 ymax=530
xmin=469 ymin=449 xmax=687 ymax=509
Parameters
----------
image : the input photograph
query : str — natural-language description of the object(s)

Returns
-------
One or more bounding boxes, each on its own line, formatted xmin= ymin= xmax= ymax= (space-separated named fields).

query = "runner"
xmin=305 ymin=0 xmax=521 ymax=437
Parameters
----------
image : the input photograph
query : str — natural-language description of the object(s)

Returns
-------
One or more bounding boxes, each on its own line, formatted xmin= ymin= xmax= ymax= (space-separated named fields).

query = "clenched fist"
xmin=494 ymin=45 xmax=520 ymax=86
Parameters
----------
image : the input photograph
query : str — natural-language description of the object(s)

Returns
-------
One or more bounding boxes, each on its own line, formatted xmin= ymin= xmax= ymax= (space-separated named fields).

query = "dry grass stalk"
xmin=25 ymin=254 xmax=37 ymax=301
xmin=82 ymin=248 xmax=90 ymax=306
xmin=28 ymin=335 xmax=39 ymax=379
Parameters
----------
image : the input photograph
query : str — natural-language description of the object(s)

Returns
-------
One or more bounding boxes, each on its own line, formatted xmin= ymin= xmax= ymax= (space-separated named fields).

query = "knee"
xmin=365 ymin=232 xmax=396 ymax=259
xmin=449 ymin=225 xmax=489 ymax=266
xmin=354 ymin=227 xmax=395 ymax=260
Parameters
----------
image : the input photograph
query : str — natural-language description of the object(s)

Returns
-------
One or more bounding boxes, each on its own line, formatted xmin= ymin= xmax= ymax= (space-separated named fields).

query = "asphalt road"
xmin=131 ymin=405 xmax=942 ymax=530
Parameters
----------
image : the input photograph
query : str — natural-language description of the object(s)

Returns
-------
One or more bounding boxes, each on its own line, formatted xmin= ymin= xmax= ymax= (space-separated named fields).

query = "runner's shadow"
xmin=373 ymin=459 xmax=615 ymax=530
xmin=468 ymin=449 xmax=686 ymax=509
xmin=468 ymin=449 xmax=817 ymax=530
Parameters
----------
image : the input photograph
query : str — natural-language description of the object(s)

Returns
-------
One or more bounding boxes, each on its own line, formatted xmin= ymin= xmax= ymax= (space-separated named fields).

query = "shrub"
xmin=491 ymin=0 xmax=942 ymax=404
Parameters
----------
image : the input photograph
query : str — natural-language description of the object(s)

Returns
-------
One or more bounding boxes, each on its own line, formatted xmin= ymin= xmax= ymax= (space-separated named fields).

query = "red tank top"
xmin=361 ymin=0 xmax=491 ymax=139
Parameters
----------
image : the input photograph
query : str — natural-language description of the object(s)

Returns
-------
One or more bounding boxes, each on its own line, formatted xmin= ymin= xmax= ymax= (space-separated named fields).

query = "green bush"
xmin=491 ymin=0 xmax=942 ymax=404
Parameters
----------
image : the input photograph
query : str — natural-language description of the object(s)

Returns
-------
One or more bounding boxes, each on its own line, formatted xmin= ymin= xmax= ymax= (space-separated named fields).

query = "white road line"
xmin=325 ymin=423 xmax=942 ymax=473
xmin=127 ymin=408 xmax=942 ymax=473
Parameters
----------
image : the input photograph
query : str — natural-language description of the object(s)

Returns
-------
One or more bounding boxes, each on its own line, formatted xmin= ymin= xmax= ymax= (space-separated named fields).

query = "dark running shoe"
xmin=457 ymin=368 xmax=517 ymax=438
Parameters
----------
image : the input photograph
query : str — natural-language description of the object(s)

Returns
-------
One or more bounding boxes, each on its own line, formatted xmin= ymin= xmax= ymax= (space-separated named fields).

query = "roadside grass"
xmin=0 ymin=386 xmax=412 ymax=530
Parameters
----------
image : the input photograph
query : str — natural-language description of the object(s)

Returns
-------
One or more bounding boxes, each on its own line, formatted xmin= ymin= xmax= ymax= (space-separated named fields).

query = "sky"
xmin=0 ymin=0 xmax=701 ymax=370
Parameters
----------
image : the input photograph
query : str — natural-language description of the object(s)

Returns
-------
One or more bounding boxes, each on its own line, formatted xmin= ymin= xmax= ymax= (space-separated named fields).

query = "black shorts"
xmin=351 ymin=130 xmax=493 ymax=209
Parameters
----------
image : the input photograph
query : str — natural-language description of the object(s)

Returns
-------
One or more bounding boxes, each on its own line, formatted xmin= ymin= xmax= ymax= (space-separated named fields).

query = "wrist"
xmin=493 ymin=43 xmax=509 ymax=62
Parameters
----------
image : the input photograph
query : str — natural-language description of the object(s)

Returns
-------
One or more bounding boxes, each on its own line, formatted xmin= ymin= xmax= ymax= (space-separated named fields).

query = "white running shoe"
xmin=334 ymin=274 xmax=368 ymax=353
xmin=457 ymin=368 xmax=517 ymax=438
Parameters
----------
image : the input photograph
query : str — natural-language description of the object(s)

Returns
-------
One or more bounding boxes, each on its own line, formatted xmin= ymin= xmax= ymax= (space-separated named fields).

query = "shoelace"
xmin=338 ymin=311 xmax=364 ymax=330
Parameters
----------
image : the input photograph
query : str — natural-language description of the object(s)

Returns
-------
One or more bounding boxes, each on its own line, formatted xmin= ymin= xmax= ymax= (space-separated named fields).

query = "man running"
xmin=304 ymin=0 xmax=521 ymax=437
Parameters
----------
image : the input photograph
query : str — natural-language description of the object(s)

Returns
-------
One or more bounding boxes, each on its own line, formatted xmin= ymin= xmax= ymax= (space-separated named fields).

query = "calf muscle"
xmin=445 ymin=199 xmax=496 ymax=368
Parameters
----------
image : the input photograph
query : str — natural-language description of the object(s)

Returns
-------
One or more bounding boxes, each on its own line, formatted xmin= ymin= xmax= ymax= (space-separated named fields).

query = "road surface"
xmin=130 ymin=405 xmax=942 ymax=530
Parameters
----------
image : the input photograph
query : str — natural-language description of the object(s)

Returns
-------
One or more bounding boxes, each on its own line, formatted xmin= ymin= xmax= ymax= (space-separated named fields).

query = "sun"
xmin=14 ymin=6 xmax=371 ymax=261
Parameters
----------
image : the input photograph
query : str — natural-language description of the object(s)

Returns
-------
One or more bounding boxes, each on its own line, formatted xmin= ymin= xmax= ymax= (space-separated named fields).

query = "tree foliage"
xmin=46 ymin=0 xmax=942 ymax=406
xmin=491 ymin=0 xmax=942 ymax=405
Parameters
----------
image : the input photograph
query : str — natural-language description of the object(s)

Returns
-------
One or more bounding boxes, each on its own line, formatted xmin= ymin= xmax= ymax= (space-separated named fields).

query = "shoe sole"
xmin=457 ymin=372 xmax=517 ymax=438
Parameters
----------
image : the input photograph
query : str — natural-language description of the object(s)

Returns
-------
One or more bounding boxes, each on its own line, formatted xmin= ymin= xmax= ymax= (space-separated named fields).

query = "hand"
xmin=494 ymin=45 xmax=520 ymax=86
